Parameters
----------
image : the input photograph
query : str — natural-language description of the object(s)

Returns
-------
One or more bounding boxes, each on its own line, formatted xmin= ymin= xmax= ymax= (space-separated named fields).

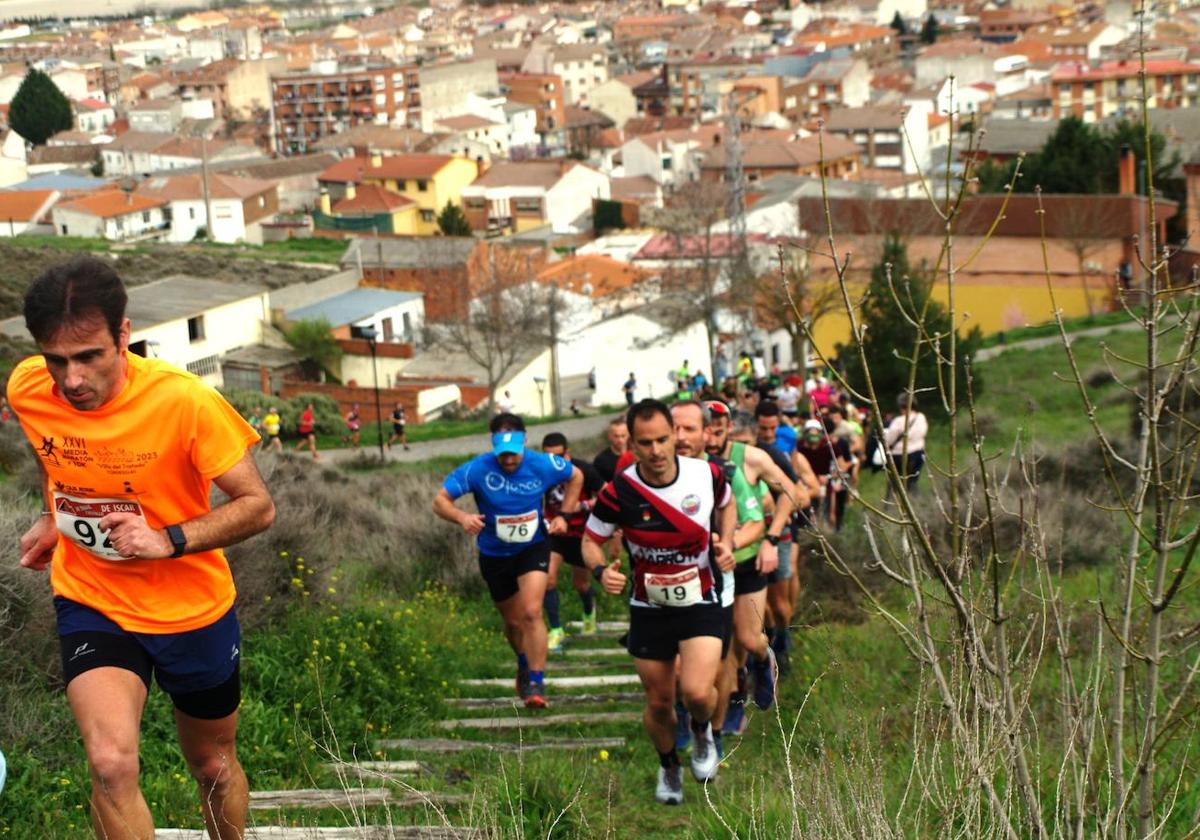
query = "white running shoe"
xmin=689 ymin=721 xmax=719 ymax=782
xmin=655 ymin=765 xmax=683 ymax=805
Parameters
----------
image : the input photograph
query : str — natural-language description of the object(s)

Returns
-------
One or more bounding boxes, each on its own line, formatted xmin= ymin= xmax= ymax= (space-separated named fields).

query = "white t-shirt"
xmin=777 ymin=384 xmax=800 ymax=412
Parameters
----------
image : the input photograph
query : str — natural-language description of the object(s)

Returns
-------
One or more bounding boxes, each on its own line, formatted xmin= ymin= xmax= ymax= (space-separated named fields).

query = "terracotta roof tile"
xmin=332 ymin=184 xmax=414 ymax=214
xmin=0 ymin=190 xmax=59 ymax=222
xmin=54 ymin=189 xmax=165 ymax=219
xmin=536 ymin=254 xmax=650 ymax=298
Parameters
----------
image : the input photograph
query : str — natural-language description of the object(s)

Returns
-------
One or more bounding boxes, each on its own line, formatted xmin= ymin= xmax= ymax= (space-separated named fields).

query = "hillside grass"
xmin=1 ymin=327 xmax=1198 ymax=837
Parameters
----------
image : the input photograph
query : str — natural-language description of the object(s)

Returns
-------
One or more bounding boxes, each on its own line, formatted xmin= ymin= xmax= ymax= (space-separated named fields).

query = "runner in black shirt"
xmin=593 ymin=416 xmax=629 ymax=482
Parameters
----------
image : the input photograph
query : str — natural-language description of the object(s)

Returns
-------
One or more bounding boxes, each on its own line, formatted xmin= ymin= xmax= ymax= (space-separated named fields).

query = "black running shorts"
xmin=548 ymin=535 xmax=585 ymax=567
xmin=734 ymin=560 xmax=769 ymax=595
xmin=478 ymin=541 xmax=551 ymax=602
xmin=627 ymin=604 xmax=731 ymax=661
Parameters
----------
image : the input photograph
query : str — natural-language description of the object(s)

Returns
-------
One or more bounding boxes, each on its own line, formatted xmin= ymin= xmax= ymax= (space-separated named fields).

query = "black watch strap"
xmin=591 ymin=564 xmax=605 ymax=582
xmin=765 ymin=533 xmax=781 ymax=546
xmin=166 ymin=524 xmax=187 ymax=558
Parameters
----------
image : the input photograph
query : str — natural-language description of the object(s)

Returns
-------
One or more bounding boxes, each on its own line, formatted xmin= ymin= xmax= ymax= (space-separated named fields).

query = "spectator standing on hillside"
xmin=294 ymin=402 xmax=318 ymax=460
xmin=884 ymin=393 xmax=928 ymax=491
xmin=8 ymin=255 xmax=275 ymax=840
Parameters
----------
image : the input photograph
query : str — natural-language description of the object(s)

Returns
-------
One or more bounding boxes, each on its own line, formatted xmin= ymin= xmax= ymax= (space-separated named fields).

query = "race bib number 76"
xmin=495 ymin=510 xmax=538 ymax=544
xmin=53 ymin=494 xmax=148 ymax=561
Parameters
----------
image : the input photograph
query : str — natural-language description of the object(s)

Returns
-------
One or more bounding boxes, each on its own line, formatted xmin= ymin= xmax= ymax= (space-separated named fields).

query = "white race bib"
xmin=645 ymin=567 xmax=703 ymax=607
xmin=53 ymin=493 xmax=148 ymax=561
xmin=495 ymin=510 xmax=538 ymax=544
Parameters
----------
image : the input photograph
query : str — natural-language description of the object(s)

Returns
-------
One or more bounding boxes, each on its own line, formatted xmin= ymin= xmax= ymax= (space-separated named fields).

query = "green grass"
xmin=9 ymin=235 xmax=346 ymax=266
xmin=976 ymin=307 xmax=1141 ymax=349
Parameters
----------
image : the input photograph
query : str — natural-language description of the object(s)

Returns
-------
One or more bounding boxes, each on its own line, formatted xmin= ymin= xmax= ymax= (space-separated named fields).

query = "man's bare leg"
xmin=176 ymin=708 xmax=248 ymax=840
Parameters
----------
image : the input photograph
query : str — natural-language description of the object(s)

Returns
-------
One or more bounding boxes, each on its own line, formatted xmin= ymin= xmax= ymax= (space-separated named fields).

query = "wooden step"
xmin=566 ymin=621 xmax=628 ymax=632
xmin=448 ymin=692 xmax=643 ymax=710
xmin=437 ymin=710 xmax=640 ymax=731
xmin=249 ymin=789 xmax=467 ymax=811
xmin=460 ymin=674 xmax=640 ymax=689
xmin=323 ymin=760 xmax=426 ymax=779
xmin=158 ymin=828 xmax=479 ymax=839
xmin=559 ymin=647 xmax=627 ymax=658
xmin=377 ymin=736 xmax=626 ymax=754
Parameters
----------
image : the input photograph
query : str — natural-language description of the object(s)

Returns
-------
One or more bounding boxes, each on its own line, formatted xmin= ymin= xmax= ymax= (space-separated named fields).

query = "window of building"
xmin=141 ymin=212 xmax=151 ymax=223
xmin=186 ymin=355 xmax=220 ymax=378
xmin=417 ymin=180 xmax=428 ymax=192
xmin=420 ymin=209 xmax=434 ymax=222
xmin=188 ymin=315 xmax=205 ymax=343
xmin=382 ymin=316 xmax=394 ymax=342
xmin=514 ymin=198 xmax=541 ymax=213
xmin=188 ymin=207 xmax=196 ymax=219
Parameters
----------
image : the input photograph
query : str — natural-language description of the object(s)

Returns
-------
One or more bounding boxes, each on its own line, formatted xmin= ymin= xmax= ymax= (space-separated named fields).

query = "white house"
xmin=503 ymin=101 xmax=539 ymax=150
xmin=401 ymin=343 xmax=556 ymax=418
xmin=137 ymin=172 xmax=279 ymax=244
xmin=51 ymin=190 xmax=168 ymax=241
xmin=564 ymin=299 xmax=712 ymax=407
xmin=75 ymin=98 xmax=117 ymax=133
xmin=0 ymin=129 xmax=29 ymax=188
xmin=461 ymin=159 xmax=610 ymax=235
xmin=287 ymin=287 xmax=427 ymax=387
xmin=123 ymin=275 xmax=271 ymax=386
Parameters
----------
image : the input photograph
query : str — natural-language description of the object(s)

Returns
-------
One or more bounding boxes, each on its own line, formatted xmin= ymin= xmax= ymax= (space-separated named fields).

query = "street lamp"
xmin=533 ymin=376 xmax=547 ymax=418
xmin=350 ymin=324 xmax=385 ymax=460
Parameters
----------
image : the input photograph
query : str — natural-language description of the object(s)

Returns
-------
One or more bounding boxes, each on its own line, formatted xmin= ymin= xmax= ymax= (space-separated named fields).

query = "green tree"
xmin=840 ymin=233 xmax=982 ymax=411
xmin=283 ymin=318 xmax=342 ymax=381
xmin=436 ymin=201 xmax=472 ymax=236
xmin=920 ymin=14 xmax=939 ymax=45
xmin=890 ymin=10 xmax=908 ymax=35
xmin=9 ymin=68 xmax=73 ymax=146
xmin=976 ymin=117 xmax=1182 ymax=203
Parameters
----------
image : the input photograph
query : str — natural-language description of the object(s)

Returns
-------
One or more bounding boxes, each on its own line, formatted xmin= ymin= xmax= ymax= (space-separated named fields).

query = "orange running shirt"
xmin=6 ymin=352 xmax=260 ymax=634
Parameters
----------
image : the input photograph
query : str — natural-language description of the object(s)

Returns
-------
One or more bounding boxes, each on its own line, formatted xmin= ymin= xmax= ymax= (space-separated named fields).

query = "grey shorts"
xmin=767 ymin=537 xmax=793 ymax=583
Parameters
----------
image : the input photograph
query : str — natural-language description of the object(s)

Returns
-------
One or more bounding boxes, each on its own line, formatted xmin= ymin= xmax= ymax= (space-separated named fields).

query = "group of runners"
xmin=437 ymin=381 xmax=876 ymax=803
xmin=244 ymin=401 xmax=413 ymax=459
xmin=4 ymin=253 xmax=931 ymax=840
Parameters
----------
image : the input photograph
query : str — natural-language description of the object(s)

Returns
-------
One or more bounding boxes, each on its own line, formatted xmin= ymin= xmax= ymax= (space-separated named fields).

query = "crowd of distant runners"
xmin=435 ymin=360 xmax=928 ymax=805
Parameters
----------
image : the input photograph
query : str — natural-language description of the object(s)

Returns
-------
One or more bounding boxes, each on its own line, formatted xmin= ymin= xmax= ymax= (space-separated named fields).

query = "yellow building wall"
xmin=807 ymin=278 xmax=1104 ymax=358
xmin=391 ymin=206 xmax=420 ymax=235
xmin=515 ymin=216 xmax=544 ymax=233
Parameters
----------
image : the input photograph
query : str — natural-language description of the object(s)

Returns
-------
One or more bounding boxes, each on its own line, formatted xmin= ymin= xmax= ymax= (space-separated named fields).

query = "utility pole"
xmin=200 ymin=132 xmax=213 ymax=240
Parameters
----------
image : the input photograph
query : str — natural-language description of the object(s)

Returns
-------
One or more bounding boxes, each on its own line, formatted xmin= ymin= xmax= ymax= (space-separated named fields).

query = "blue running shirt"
xmin=444 ymin=449 xmax=575 ymax=557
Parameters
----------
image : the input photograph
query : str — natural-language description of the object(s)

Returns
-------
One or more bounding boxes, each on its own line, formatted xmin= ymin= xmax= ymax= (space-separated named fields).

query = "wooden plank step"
xmin=437 ymin=710 xmax=640 ymax=731
xmin=249 ymin=789 xmax=467 ymax=810
xmin=460 ymin=674 xmax=640 ymax=689
xmin=377 ymin=736 xmax=626 ymax=754
xmin=448 ymin=692 xmax=642 ymax=710
xmin=323 ymin=760 xmax=426 ymax=779
xmin=567 ymin=621 xmax=628 ymax=632
xmin=559 ymin=647 xmax=627 ymax=658
xmin=158 ymin=828 xmax=480 ymax=839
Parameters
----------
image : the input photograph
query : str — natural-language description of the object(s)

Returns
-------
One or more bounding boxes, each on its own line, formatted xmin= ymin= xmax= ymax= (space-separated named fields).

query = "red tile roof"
xmin=536 ymin=254 xmax=650 ymax=298
xmin=0 ymin=189 xmax=59 ymax=222
xmin=318 ymin=154 xmax=460 ymax=183
xmin=333 ymin=184 xmax=414 ymax=214
xmin=55 ymin=189 xmax=165 ymax=219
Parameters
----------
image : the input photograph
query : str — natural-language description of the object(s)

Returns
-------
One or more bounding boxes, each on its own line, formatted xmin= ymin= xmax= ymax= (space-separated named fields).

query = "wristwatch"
xmin=591 ymin=564 xmax=605 ymax=582
xmin=765 ymin=534 xmax=782 ymax=546
xmin=166 ymin=524 xmax=187 ymax=558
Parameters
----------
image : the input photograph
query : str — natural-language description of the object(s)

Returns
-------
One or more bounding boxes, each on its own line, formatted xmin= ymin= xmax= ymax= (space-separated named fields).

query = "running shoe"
xmin=722 ymin=695 xmax=747 ymax=736
xmin=771 ymin=628 xmax=792 ymax=677
xmin=655 ymin=765 xmax=683 ymax=805
xmin=547 ymin=627 xmax=565 ymax=653
xmin=581 ymin=608 xmax=598 ymax=636
xmin=522 ymin=680 xmax=549 ymax=710
xmin=674 ymin=701 xmax=691 ymax=751
xmin=689 ymin=721 xmax=719 ymax=782
xmin=515 ymin=661 xmax=529 ymax=697
xmin=752 ymin=647 xmax=779 ymax=711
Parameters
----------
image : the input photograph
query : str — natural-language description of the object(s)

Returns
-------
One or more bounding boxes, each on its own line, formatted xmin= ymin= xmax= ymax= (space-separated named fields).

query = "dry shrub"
xmin=228 ymin=453 xmax=481 ymax=630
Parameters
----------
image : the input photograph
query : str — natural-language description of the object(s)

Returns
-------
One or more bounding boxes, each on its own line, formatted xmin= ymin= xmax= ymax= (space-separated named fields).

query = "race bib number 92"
xmin=53 ymin=494 xmax=148 ymax=561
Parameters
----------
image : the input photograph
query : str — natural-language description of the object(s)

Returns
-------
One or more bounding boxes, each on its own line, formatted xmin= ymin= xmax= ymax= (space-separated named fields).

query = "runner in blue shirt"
xmin=433 ymin=412 xmax=582 ymax=708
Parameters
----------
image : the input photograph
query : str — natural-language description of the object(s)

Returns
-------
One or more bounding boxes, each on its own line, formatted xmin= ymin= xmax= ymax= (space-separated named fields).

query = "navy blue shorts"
xmin=55 ymin=597 xmax=242 ymax=720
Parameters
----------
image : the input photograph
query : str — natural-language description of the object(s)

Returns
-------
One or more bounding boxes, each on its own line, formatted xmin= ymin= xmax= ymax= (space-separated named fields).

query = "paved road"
xmin=320 ymin=410 xmax=623 ymax=464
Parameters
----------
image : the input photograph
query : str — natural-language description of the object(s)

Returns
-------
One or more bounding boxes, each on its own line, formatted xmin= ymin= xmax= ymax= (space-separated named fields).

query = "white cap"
xmin=803 ymin=419 xmax=823 ymax=431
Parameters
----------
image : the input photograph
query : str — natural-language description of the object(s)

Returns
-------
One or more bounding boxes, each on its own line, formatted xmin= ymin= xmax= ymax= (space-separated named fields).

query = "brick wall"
xmin=280 ymin=381 xmax=421 ymax=422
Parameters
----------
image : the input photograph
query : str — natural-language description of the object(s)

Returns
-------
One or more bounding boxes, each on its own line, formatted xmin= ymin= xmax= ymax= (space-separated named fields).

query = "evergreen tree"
xmin=920 ymin=14 xmax=939 ymax=45
xmin=436 ymin=201 xmax=472 ymax=236
xmin=890 ymin=11 xmax=908 ymax=36
xmin=284 ymin=318 xmax=342 ymax=381
xmin=9 ymin=68 xmax=72 ymax=146
xmin=840 ymin=233 xmax=982 ymax=412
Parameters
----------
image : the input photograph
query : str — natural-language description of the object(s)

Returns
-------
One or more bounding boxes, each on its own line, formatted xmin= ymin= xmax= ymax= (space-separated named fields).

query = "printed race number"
xmin=495 ymin=510 xmax=538 ymax=544
xmin=53 ymin=494 xmax=148 ymax=561
xmin=645 ymin=567 xmax=702 ymax=607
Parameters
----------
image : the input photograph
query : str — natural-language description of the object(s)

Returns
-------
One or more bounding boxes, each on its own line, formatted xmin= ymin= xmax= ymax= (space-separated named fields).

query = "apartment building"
xmin=501 ymin=72 xmax=567 ymax=150
xmin=271 ymin=62 xmax=418 ymax=154
xmin=1051 ymin=59 xmax=1200 ymax=121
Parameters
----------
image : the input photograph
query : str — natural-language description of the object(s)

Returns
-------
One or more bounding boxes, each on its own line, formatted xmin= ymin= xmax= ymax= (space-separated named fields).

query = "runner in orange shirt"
xmin=8 ymin=256 xmax=276 ymax=840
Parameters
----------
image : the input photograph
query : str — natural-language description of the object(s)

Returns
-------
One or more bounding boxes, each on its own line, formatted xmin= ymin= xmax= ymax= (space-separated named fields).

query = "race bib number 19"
xmin=646 ymin=567 xmax=703 ymax=607
xmin=53 ymin=494 xmax=148 ymax=561
xmin=496 ymin=510 xmax=538 ymax=544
